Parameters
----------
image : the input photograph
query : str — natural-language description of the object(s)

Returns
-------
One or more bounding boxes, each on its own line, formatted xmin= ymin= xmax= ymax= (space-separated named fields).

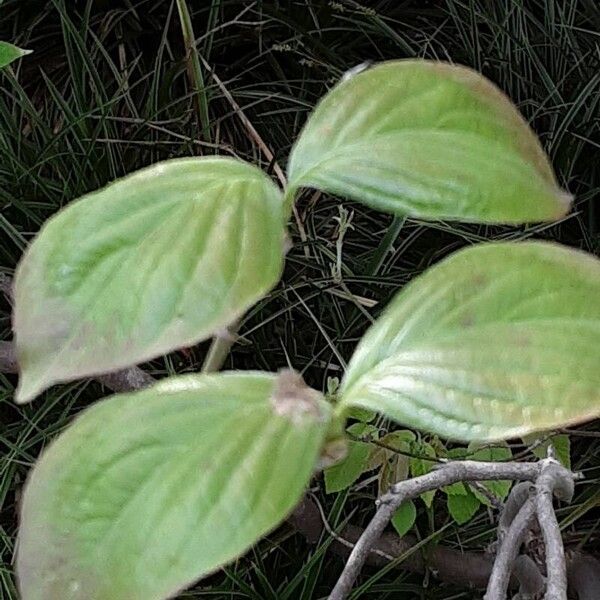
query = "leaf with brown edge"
xmin=17 ymin=371 xmax=331 ymax=600
xmin=14 ymin=158 xmax=286 ymax=403
xmin=288 ymin=60 xmax=571 ymax=224
xmin=340 ymin=241 xmax=600 ymax=441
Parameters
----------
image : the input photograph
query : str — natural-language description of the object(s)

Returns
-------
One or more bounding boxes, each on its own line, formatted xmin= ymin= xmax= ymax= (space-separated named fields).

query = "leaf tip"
xmin=15 ymin=371 xmax=44 ymax=404
xmin=554 ymin=188 xmax=574 ymax=217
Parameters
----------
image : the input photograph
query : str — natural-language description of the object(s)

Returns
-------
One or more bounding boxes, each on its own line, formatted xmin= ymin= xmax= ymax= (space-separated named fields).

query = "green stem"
xmin=282 ymin=184 xmax=298 ymax=220
xmin=201 ymin=321 xmax=240 ymax=373
xmin=176 ymin=0 xmax=211 ymax=143
xmin=202 ymin=184 xmax=296 ymax=374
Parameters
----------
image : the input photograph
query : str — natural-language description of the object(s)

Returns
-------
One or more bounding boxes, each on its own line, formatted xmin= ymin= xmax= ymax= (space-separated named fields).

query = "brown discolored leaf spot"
xmin=317 ymin=438 xmax=348 ymax=470
xmin=271 ymin=369 xmax=326 ymax=424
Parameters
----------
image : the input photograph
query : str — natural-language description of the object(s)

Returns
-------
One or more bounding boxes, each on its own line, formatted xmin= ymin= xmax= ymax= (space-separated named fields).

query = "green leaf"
xmin=447 ymin=489 xmax=480 ymax=525
xmin=340 ymin=241 xmax=600 ymax=441
xmin=288 ymin=60 xmax=570 ymax=224
xmin=324 ymin=423 xmax=377 ymax=493
xmin=17 ymin=371 xmax=330 ymax=600
xmin=380 ymin=430 xmax=416 ymax=449
xmin=391 ymin=500 xmax=417 ymax=536
xmin=370 ymin=430 xmax=415 ymax=494
xmin=346 ymin=406 xmax=377 ymax=422
xmin=523 ymin=433 xmax=571 ymax=469
xmin=14 ymin=158 xmax=286 ymax=403
xmin=0 ymin=41 xmax=31 ymax=69
xmin=468 ymin=443 xmax=513 ymax=504
xmin=409 ymin=440 xmax=437 ymax=507
xmin=445 ymin=447 xmax=468 ymax=460
xmin=443 ymin=481 xmax=468 ymax=496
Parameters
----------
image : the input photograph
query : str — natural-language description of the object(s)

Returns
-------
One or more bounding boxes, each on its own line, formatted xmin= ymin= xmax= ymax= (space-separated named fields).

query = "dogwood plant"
xmin=12 ymin=60 xmax=600 ymax=600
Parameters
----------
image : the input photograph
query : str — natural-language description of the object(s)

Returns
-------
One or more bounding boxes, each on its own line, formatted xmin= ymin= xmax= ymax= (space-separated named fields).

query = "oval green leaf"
xmin=288 ymin=60 xmax=570 ymax=223
xmin=339 ymin=242 xmax=600 ymax=441
xmin=0 ymin=41 xmax=32 ymax=69
xmin=17 ymin=371 xmax=330 ymax=600
xmin=14 ymin=158 xmax=286 ymax=403
xmin=391 ymin=500 xmax=416 ymax=536
xmin=324 ymin=423 xmax=377 ymax=493
xmin=447 ymin=489 xmax=480 ymax=525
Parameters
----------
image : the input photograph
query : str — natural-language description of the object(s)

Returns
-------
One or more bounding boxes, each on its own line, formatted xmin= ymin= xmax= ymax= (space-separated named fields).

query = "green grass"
xmin=1 ymin=1 xmax=599 ymax=598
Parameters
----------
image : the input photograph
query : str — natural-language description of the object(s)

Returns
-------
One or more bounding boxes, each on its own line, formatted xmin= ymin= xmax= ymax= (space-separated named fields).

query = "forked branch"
xmin=330 ymin=455 xmax=578 ymax=600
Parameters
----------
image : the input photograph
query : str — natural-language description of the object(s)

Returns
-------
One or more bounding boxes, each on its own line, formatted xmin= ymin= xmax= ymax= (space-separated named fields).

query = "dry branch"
xmin=329 ymin=458 xmax=577 ymax=600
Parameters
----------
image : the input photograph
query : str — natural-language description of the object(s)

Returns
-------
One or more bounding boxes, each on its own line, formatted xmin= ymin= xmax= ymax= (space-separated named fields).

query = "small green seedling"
xmin=12 ymin=60 xmax=600 ymax=600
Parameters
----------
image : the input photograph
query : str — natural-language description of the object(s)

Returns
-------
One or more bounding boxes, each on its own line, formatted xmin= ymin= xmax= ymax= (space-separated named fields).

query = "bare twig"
xmin=330 ymin=457 xmax=580 ymax=600
xmin=485 ymin=496 xmax=537 ymax=600
xmin=293 ymin=495 xmax=597 ymax=596
xmin=329 ymin=460 xmax=549 ymax=600
xmin=536 ymin=460 xmax=575 ymax=599
xmin=497 ymin=482 xmax=536 ymax=539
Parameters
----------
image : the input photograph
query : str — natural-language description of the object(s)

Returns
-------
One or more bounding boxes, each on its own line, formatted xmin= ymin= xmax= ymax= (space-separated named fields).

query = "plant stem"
xmin=175 ymin=0 xmax=211 ymax=142
xmin=537 ymin=462 xmax=573 ymax=599
xmin=484 ymin=497 xmax=537 ymax=600
xmin=201 ymin=321 xmax=240 ymax=373
xmin=329 ymin=458 xmax=576 ymax=600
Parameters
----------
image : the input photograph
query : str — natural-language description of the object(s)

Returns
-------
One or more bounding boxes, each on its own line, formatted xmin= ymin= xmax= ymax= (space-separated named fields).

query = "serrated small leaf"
xmin=446 ymin=447 xmax=468 ymax=460
xmin=447 ymin=489 xmax=480 ymax=525
xmin=467 ymin=443 xmax=513 ymax=505
xmin=14 ymin=158 xmax=286 ymax=403
xmin=409 ymin=441 xmax=437 ymax=507
xmin=17 ymin=371 xmax=330 ymax=600
xmin=346 ymin=406 xmax=376 ymax=422
xmin=380 ymin=430 xmax=416 ymax=448
xmin=288 ymin=60 xmax=570 ymax=224
xmin=324 ymin=423 xmax=378 ymax=493
xmin=443 ymin=482 xmax=468 ymax=496
xmin=524 ymin=433 xmax=571 ymax=469
xmin=391 ymin=500 xmax=417 ymax=537
xmin=366 ymin=446 xmax=386 ymax=472
xmin=372 ymin=430 xmax=415 ymax=494
xmin=340 ymin=242 xmax=600 ymax=441
xmin=0 ymin=41 xmax=31 ymax=69
xmin=378 ymin=453 xmax=410 ymax=496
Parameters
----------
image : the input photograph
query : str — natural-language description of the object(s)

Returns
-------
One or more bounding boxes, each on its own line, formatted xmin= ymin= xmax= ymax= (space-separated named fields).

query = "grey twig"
xmin=497 ymin=482 xmax=536 ymax=540
xmin=536 ymin=460 xmax=574 ymax=599
xmin=293 ymin=496 xmax=596 ymax=595
xmin=329 ymin=460 xmax=544 ymax=600
xmin=513 ymin=555 xmax=545 ymax=599
xmin=485 ymin=495 xmax=537 ymax=600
